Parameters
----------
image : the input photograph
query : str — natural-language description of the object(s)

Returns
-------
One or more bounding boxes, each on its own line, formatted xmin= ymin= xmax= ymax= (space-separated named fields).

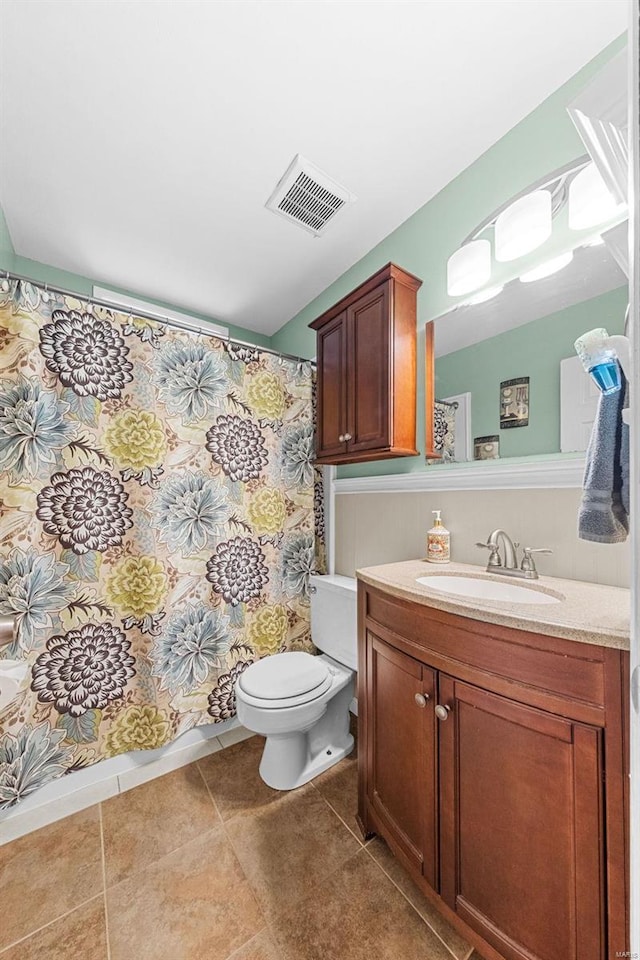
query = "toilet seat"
xmin=238 ymin=652 xmax=333 ymax=709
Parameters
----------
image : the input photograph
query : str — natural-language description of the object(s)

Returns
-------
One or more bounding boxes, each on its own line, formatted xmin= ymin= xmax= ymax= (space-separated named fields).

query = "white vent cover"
xmin=265 ymin=154 xmax=356 ymax=236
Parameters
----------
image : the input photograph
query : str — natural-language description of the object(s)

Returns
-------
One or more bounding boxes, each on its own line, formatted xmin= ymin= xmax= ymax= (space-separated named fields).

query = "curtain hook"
xmin=0 ymin=272 xmax=9 ymax=293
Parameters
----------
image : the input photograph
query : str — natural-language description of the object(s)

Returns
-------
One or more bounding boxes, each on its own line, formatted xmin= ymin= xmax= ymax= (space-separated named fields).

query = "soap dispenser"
xmin=427 ymin=510 xmax=450 ymax=564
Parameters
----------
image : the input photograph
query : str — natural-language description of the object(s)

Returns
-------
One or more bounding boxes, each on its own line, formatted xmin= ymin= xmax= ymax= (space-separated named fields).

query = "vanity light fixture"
xmin=568 ymin=162 xmax=625 ymax=230
xmin=446 ymin=239 xmax=491 ymax=296
xmin=494 ymin=190 xmax=552 ymax=262
xmin=466 ymin=284 xmax=504 ymax=305
xmin=519 ymin=250 xmax=574 ymax=283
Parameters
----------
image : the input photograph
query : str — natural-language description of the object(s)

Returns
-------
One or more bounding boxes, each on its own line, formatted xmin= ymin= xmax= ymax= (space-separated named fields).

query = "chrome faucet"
xmin=490 ymin=529 xmax=518 ymax=569
xmin=476 ymin=529 xmax=552 ymax=580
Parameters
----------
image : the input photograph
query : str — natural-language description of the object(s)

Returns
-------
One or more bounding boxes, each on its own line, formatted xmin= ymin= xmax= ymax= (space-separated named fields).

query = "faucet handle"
xmin=521 ymin=546 xmax=552 ymax=575
xmin=475 ymin=541 xmax=502 ymax=567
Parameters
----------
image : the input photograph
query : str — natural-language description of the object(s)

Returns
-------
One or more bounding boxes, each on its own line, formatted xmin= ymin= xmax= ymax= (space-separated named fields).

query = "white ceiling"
xmin=0 ymin=0 xmax=628 ymax=335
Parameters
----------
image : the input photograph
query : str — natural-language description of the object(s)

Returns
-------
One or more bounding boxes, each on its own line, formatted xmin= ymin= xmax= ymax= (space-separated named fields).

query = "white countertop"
xmin=356 ymin=559 xmax=630 ymax=650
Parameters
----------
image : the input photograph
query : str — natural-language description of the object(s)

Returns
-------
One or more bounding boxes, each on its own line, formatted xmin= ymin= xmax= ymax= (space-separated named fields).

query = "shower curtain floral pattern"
xmin=0 ymin=280 xmax=324 ymax=808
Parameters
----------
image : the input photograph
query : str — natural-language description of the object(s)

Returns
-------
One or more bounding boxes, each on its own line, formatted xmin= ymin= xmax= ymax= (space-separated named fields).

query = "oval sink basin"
xmin=415 ymin=575 xmax=562 ymax=605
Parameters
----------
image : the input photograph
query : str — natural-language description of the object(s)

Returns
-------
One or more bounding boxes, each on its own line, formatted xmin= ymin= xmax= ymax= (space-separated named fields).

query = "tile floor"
xmin=0 ymin=729 xmax=477 ymax=960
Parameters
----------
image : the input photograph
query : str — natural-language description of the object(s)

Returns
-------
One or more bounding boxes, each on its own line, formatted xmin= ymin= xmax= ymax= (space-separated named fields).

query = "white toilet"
xmin=235 ymin=574 xmax=357 ymax=790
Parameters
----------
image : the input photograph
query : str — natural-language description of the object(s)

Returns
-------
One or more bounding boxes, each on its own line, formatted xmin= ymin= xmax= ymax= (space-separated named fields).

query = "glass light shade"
xmin=466 ymin=284 xmax=504 ymax=305
xmin=447 ymin=239 xmax=491 ymax=296
xmin=494 ymin=190 xmax=552 ymax=262
xmin=519 ymin=250 xmax=573 ymax=283
xmin=568 ymin=163 xmax=624 ymax=230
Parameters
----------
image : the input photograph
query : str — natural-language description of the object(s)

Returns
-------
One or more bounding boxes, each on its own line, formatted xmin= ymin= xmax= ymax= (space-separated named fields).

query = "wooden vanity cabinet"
xmin=309 ymin=263 xmax=422 ymax=464
xmin=357 ymin=583 xmax=629 ymax=960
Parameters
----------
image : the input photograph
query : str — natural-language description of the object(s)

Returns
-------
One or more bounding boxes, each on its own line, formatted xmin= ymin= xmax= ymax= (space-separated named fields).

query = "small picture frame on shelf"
xmin=474 ymin=435 xmax=500 ymax=460
xmin=500 ymin=377 xmax=529 ymax=429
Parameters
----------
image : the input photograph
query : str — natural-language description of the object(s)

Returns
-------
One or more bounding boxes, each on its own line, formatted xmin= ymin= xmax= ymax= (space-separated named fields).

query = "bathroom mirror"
xmin=427 ymin=208 xmax=628 ymax=464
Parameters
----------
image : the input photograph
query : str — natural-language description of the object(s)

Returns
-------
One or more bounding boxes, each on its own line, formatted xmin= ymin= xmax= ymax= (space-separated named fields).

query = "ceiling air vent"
xmin=265 ymin=154 xmax=356 ymax=236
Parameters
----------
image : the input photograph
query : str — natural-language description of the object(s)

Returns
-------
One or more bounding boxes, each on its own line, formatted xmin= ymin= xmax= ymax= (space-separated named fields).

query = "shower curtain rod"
xmin=1 ymin=268 xmax=315 ymax=367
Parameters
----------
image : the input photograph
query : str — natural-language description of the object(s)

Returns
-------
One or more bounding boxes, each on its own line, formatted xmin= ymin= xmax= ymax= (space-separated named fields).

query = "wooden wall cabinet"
xmin=358 ymin=583 xmax=629 ymax=960
xmin=309 ymin=263 xmax=423 ymax=465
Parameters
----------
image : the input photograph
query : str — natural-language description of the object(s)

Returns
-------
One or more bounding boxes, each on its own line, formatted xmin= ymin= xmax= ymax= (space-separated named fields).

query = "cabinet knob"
xmin=435 ymin=704 xmax=451 ymax=721
xmin=414 ymin=692 xmax=429 ymax=708
xmin=344 ymin=433 xmax=352 ymax=441
xmin=338 ymin=434 xmax=345 ymax=443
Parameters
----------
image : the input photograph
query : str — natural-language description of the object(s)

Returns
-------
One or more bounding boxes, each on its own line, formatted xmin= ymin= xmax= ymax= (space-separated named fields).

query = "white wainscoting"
xmin=334 ymin=456 xmax=586 ymax=495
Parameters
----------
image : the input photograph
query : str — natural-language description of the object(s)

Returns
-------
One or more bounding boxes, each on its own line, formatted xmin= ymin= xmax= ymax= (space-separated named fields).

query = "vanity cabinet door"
xmin=366 ymin=631 xmax=438 ymax=887
xmin=438 ymin=675 xmax=605 ymax=960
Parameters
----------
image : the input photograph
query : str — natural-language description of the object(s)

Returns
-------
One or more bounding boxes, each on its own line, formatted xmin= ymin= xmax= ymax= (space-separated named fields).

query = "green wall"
xmin=0 ymin=205 xmax=15 ymax=267
xmin=0 ymin=219 xmax=271 ymax=349
xmin=435 ymin=284 xmax=627 ymax=458
xmin=271 ymin=35 xmax=627 ymax=478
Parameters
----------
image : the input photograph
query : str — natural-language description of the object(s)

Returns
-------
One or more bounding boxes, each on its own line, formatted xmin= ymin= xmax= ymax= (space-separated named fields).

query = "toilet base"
xmin=259 ymin=730 xmax=354 ymax=790
xmin=257 ymin=668 xmax=355 ymax=790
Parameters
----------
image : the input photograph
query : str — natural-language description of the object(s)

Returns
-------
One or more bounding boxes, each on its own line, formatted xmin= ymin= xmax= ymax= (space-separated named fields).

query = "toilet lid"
xmin=239 ymin=652 xmax=330 ymax=701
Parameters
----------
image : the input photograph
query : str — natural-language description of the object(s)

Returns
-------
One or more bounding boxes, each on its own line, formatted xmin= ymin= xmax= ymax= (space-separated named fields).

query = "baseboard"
xmin=0 ymin=719 xmax=253 ymax=845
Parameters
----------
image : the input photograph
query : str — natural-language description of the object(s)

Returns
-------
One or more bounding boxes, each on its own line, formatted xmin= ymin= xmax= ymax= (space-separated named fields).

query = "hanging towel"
xmin=578 ymin=372 xmax=629 ymax=543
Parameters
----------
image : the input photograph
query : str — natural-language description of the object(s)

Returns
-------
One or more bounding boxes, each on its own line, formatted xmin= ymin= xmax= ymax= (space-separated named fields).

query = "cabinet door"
xmin=346 ymin=283 xmax=390 ymax=453
xmin=315 ymin=310 xmax=348 ymax=459
xmin=438 ymin=675 xmax=605 ymax=960
xmin=366 ymin=630 xmax=437 ymax=886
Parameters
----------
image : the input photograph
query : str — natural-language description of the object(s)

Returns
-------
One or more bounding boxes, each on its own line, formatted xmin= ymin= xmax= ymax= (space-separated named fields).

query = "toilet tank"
xmin=309 ymin=574 xmax=357 ymax=671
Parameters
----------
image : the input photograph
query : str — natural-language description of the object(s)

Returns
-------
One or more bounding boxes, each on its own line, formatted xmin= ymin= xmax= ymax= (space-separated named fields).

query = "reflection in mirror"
xmin=428 ymin=236 xmax=628 ymax=463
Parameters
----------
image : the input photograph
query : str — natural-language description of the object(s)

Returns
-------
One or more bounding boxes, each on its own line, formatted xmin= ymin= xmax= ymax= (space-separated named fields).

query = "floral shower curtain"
xmin=0 ymin=280 xmax=324 ymax=809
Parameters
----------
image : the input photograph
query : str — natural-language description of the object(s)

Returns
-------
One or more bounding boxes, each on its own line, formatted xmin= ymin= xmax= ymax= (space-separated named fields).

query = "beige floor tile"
xmin=366 ymin=836 xmax=473 ymax=959
xmin=271 ymin=849 xmax=456 ymax=960
xmin=198 ymin=736 xmax=283 ymax=821
xmin=226 ymin=930 xmax=282 ymax=960
xmin=0 ymin=896 xmax=107 ymax=960
xmin=225 ymin=783 xmax=361 ymax=920
xmin=0 ymin=805 xmax=103 ymax=950
xmin=102 ymin=762 xmax=220 ymax=886
xmin=313 ymin=753 xmax=361 ymax=840
xmin=107 ymin=826 xmax=265 ymax=960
